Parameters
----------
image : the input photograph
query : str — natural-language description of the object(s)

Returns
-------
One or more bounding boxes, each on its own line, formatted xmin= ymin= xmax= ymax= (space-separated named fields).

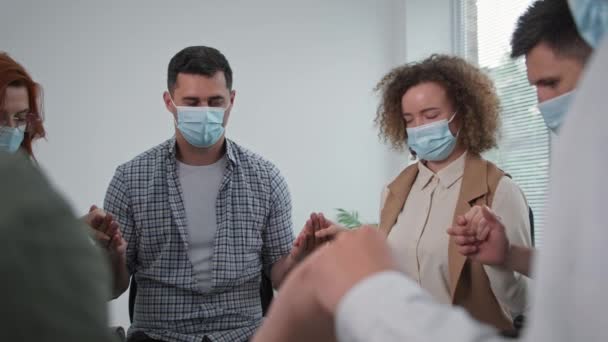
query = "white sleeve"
xmin=335 ymin=271 xmax=505 ymax=342
xmin=485 ymin=177 xmax=532 ymax=316
xmin=525 ymin=38 xmax=608 ymax=342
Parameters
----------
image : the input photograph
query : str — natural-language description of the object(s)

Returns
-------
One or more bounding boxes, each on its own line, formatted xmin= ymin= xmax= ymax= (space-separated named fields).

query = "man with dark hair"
xmin=445 ymin=0 xmax=607 ymax=284
xmin=511 ymin=0 xmax=592 ymax=131
xmin=97 ymin=46 xmax=319 ymax=342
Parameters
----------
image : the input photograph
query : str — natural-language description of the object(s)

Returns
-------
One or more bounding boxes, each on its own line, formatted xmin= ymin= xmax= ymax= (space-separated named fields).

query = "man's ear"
xmin=230 ymin=89 xmax=236 ymax=105
xmin=164 ymin=91 xmax=177 ymax=116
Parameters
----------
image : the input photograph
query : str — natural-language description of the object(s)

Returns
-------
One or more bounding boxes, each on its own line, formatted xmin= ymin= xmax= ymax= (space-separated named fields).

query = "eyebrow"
xmin=182 ymin=97 xmax=201 ymax=103
xmin=181 ymin=95 xmax=225 ymax=103
xmin=403 ymin=107 xmax=440 ymax=116
xmin=207 ymin=96 xmax=225 ymax=103
xmin=421 ymin=107 xmax=440 ymax=113
xmin=533 ymin=77 xmax=560 ymax=85
xmin=6 ymin=108 xmax=30 ymax=117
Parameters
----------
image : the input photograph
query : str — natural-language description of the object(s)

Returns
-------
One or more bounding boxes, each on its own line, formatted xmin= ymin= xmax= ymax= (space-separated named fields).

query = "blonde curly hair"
xmin=374 ymin=54 xmax=500 ymax=155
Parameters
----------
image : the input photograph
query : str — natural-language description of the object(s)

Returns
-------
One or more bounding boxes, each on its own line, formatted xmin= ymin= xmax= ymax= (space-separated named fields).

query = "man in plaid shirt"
xmin=95 ymin=46 xmax=321 ymax=342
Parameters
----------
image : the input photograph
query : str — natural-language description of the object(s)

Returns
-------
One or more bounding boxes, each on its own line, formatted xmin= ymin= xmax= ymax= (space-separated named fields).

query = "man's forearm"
xmin=270 ymin=254 xmax=298 ymax=289
xmin=111 ymin=256 xmax=130 ymax=299
xmin=505 ymin=244 xmax=534 ymax=278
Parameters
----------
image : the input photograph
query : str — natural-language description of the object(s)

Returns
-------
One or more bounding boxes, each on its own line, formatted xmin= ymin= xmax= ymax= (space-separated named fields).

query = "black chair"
xmin=529 ymin=206 xmax=535 ymax=246
xmin=128 ymin=273 xmax=274 ymax=323
xmin=128 ymin=276 xmax=137 ymax=323
xmin=259 ymin=272 xmax=275 ymax=315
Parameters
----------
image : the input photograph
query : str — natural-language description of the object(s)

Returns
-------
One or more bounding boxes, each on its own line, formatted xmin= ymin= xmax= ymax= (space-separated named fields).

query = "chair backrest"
xmin=128 ymin=273 xmax=274 ymax=323
xmin=528 ymin=206 xmax=535 ymax=246
xmin=259 ymin=272 xmax=274 ymax=315
xmin=128 ymin=277 xmax=137 ymax=323
xmin=503 ymin=173 xmax=535 ymax=247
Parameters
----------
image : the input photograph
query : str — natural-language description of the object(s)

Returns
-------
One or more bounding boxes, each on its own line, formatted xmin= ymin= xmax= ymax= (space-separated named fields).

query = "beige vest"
xmin=379 ymin=153 xmax=514 ymax=331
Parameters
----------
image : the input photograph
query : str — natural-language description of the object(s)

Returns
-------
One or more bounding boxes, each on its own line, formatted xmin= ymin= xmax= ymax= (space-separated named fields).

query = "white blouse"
xmin=384 ymin=152 xmax=531 ymax=317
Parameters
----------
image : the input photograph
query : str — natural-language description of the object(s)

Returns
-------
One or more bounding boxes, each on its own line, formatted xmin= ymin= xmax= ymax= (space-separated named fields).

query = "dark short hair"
xmin=167 ymin=46 xmax=233 ymax=92
xmin=511 ymin=0 xmax=591 ymax=62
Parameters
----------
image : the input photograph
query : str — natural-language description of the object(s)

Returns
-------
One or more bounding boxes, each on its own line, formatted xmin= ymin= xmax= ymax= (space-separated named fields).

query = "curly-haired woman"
xmin=373 ymin=54 xmax=531 ymax=331
xmin=316 ymin=54 xmax=532 ymax=332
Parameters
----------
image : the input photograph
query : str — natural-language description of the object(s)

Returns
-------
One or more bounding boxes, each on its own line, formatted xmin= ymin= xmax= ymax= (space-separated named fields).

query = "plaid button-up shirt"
xmin=104 ymin=138 xmax=294 ymax=342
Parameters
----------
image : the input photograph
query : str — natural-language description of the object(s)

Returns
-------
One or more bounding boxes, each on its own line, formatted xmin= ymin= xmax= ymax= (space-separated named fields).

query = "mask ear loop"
xmin=409 ymin=147 xmax=417 ymax=161
xmin=404 ymin=122 xmax=417 ymax=161
xmin=167 ymin=90 xmax=179 ymax=109
xmin=448 ymin=111 xmax=461 ymax=138
xmin=167 ymin=91 xmax=180 ymax=129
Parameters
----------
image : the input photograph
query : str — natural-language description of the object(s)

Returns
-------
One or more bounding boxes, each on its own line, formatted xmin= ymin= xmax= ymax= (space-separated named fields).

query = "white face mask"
xmin=169 ymin=95 xmax=226 ymax=148
xmin=537 ymin=91 xmax=575 ymax=133
xmin=406 ymin=112 xmax=459 ymax=161
xmin=0 ymin=126 xmax=25 ymax=153
xmin=568 ymin=0 xmax=608 ymax=48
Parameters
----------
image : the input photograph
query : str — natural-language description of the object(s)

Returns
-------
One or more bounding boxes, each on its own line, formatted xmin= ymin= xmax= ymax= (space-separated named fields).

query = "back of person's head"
xmin=167 ymin=46 xmax=233 ymax=93
xmin=511 ymin=0 xmax=592 ymax=62
xmin=0 ymin=152 xmax=114 ymax=342
xmin=0 ymin=53 xmax=45 ymax=156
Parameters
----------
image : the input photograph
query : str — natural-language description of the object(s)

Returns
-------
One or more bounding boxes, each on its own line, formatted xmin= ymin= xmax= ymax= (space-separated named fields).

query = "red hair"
xmin=0 ymin=52 xmax=46 ymax=156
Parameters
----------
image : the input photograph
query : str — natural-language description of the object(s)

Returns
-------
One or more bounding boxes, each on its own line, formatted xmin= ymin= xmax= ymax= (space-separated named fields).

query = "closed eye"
xmin=208 ymin=97 xmax=225 ymax=107
xmin=402 ymin=114 xmax=414 ymax=124
xmin=424 ymin=112 xmax=440 ymax=120
xmin=536 ymin=78 xmax=559 ymax=89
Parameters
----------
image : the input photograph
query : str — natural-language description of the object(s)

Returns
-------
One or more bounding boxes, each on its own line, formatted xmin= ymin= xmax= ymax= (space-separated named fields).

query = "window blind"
xmin=456 ymin=0 xmax=551 ymax=246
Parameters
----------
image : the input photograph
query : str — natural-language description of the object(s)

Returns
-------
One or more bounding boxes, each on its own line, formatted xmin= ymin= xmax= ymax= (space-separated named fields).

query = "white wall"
xmin=1 ymin=0 xmax=419 ymax=329
xmin=405 ymin=0 xmax=457 ymax=61
xmin=385 ymin=0 xmax=457 ymax=176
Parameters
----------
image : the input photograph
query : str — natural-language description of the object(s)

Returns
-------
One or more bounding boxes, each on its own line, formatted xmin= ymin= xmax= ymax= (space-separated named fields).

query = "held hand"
xmin=447 ymin=205 xmax=510 ymax=267
xmin=290 ymin=212 xmax=332 ymax=262
xmin=83 ymin=205 xmax=127 ymax=261
xmin=253 ymin=226 xmax=396 ymax=342
xmin=315 ymin=224 xmax=348 ymax=241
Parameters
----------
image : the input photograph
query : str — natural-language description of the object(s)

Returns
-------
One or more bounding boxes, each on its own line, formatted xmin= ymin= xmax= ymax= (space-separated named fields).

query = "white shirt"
xmin=335 ymin=37 xmax=608 ymax=342
xmin=177 ymin=156 xmax=227 ymax=292
xmin=386 ymin=152 xmax=530 ymax=315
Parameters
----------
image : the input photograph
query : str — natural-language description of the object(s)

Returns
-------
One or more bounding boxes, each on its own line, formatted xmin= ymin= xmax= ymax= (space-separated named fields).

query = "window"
xmin=456 ymin=0 xmax=550 ymax=246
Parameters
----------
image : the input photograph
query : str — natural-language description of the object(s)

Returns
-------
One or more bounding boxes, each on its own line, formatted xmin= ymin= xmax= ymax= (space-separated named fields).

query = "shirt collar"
xmin=415 ymin=162 xmax=435 ymax=190
xmin=224 ymin=138 xmax=238 ymax=166
xmin=168 ymin=136 xmax=238 ymax=166
xmin=417 ymin=151 xmax=467 ymax=190
xmin=436 ymin=151 xmax=467 ymax=188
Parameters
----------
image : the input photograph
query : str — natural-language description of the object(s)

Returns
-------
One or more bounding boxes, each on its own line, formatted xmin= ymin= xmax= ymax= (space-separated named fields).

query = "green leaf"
xmin=335 ymin=208 xmax=362 ymax=229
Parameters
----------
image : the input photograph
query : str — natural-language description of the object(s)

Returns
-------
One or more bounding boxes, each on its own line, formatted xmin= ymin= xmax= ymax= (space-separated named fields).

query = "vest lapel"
xmin=380 ymin=154 xmax=511 ymax=329
xmin=379 ymin=164 xmax=419 ymax=236
xmin=448 ymin=153 xmax=488 ymax=300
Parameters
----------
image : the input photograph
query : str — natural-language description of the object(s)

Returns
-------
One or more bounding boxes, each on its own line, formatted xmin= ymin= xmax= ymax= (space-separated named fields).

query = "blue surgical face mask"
xmin=0 ymin=126 xmax=24 ymax=153
xmin=170 ymin=97 xmax=226 ymax=148
xmin=568 ymin=0 xmax=608 ymax=48
xmin=406 ymin=112 xmax=458 ymax=162
xmin=538 ymin=91 xmax=575 ymax=133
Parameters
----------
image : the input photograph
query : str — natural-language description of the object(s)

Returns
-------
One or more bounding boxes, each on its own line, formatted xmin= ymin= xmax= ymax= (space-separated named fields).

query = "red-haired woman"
xmin=0 ymin=51 xmax=126 ymax=281
xmin=0 ymin=53 xmax=46 ymax=156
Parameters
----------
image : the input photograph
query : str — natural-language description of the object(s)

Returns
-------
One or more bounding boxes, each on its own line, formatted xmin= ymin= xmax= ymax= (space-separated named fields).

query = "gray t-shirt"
xmin=177 ymin=156 xmax=227 ymax=292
